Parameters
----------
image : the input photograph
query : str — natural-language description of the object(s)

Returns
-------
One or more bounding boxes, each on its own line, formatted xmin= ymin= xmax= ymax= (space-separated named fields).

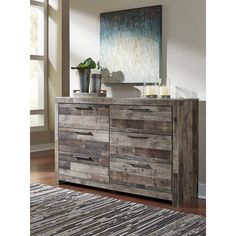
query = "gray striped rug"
xmin=31 ymin=183 xmax=206 ymax=236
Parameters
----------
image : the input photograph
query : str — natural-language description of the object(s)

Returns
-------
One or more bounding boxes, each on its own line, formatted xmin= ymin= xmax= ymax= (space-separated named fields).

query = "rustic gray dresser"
xmin=55 ymin=97 xmax=199 ymax=207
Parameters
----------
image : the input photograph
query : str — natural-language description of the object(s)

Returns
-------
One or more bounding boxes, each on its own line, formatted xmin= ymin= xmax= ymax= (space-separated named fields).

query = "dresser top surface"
xmin=55 ymin=97 xmax=199 ymax=106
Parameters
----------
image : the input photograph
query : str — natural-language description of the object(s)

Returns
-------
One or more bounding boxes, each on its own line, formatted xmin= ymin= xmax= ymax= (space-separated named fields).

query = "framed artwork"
xmin=100 ymin=5 xmax=162 ymax=84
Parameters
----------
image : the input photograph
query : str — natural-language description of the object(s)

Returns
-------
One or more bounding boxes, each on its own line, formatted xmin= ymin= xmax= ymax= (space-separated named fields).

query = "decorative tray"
xmin=73 ymin=90 xmax=107 ymax=97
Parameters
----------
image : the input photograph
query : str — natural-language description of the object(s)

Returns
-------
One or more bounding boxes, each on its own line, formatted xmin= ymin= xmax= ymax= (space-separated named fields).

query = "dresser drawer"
xmin=58 ymin=104 xmax=109 ymax=130
xmin=110 ymin=160 xmax=172 ymax=194
xmin=110 ymin=131 xmax=172 ymax=153
xmin=110 ymin=105 xmax=172 ymax=135
xmin=59 ymin=163 xmax=109 ymax=183
xmin=110 ymin=131 xmax=172 ymax=195
xmin=58 ymin=128 xmax=109 ymax=167
xmin=59 ymin=150 xmax=109 ymax=168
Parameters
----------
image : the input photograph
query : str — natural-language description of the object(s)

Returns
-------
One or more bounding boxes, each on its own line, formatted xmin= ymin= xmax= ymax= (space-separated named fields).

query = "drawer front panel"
xmin=110 ymin=159 xmax=172 ymax=194
xmin=110 ymin=131 xmax=172 ymax=195
xmin=110 ymin=105 xmax=172 ymax=135
xmin=59 ymin=163 xmax=109 ymax=183
xmin=58 ymin=104 xmax=109 ymax=130
xmin=59 ymin=151 xmax=108 ymax=168
xmin=58 ymin=128 xmax=109 ymax=167
xmin=110 ymin=131 xmax=172 ymax=152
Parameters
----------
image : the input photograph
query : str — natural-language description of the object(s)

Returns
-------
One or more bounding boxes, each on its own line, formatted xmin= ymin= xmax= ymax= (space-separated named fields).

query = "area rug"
xmin=31 ymin=183 xmax=206 ymax=236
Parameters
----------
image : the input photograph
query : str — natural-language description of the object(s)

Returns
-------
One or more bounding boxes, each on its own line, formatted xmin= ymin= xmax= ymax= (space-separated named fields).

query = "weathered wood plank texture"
xmin=172 ymin=100 xmax=199 ymax=206
xmin=58 ymin=126 xmax=110 ymax=183
xmin=58 ymin=104 xmax=109 ymax=130
xmin=110 ymin=131 xmax=172 ymax=196
xmin=58 ymin=128 xmax=109 ymax=162
xmin=55 ymin=98 xmax=199 ymax=207
xmin=55 ymin=103 xmax=59 ymax=183
xmin=55 ymin=97 xmax=198 ymax=106
xmin=59 ymin=174 xmax=172 ymax=200
xmin=59 ymin=162 xmax=109 ymax=182
xmin=110 ymin=132 xmax=172 ymax=151
xmin=110 ymin=105 xmax=172 ymax=135
xmin=59 ymin=151 xmax=108 ymax=168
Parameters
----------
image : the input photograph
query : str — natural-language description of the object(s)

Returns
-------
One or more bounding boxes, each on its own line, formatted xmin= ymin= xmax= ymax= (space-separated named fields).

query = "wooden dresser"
xmin=55 ymin=97 xmax=199 ymax=207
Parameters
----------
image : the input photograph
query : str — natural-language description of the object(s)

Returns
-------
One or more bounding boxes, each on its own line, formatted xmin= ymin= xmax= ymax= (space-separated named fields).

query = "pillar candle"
xmin=146 ymin=86 xmax=156 ymax=96
xmin=160 ymin=86 xmax=169 ymax=96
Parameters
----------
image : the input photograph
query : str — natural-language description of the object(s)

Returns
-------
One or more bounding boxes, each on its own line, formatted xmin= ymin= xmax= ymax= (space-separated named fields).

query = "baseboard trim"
xmin=198 ymin=183 xmax=206 ymax=199
xmin=30 ymin=143 xmax=55 ymax=153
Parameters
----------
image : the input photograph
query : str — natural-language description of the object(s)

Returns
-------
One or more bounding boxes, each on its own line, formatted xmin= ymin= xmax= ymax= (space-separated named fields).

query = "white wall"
xmin=69 ymin=0 xmax=206 ymax=188
xmin=70 ymin=0 xmax=205 ymax=100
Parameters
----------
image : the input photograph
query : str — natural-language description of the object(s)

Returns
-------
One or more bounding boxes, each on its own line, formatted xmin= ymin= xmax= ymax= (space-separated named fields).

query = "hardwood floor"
xmin=31 ymin=150 xmax=206 ymax=216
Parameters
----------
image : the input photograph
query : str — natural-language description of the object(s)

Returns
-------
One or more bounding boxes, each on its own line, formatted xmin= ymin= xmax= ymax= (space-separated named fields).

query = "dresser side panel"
xmin=174 ymin=100 xmax=199 ymax=205
xmin=55 ymin=102 xmax=59 ymax=184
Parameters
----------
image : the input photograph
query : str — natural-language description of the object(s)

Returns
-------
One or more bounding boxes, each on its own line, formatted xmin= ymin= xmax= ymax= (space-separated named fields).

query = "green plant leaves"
xmin=77 ymin=57 xmax=96 ymax=69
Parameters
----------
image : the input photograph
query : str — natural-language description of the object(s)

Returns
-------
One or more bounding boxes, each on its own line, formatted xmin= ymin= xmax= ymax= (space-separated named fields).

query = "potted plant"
xmin=71 ymin=57 xmax=96 ymax=93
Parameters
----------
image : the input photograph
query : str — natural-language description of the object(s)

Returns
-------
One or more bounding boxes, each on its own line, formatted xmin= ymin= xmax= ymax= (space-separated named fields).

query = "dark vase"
xmin=78 ymin=68 xmax=91 ymax=93
xmin=91 ymin=74 xmax=102 ymax=93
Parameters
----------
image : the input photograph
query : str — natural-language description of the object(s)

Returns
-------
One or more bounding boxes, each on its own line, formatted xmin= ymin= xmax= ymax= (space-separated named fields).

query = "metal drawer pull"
xmin=131 ymin=163 xmax=151 ymax=169
xmin=128 ymin=136 xmax=149 ymax=139
xmin=72 ymin=155 xmax=94 ymax=161
xmin=74 ymin=131 xmax=93 ymax=136
xmin=128 ymin=108 xmax=151 ymax=112
xmin=74 ymin=106 xmax=93 ymax=111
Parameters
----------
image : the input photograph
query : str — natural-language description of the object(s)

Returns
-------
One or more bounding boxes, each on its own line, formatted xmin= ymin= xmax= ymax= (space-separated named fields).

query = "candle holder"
xmin=161 ymin=95 xmax=171 ymax=99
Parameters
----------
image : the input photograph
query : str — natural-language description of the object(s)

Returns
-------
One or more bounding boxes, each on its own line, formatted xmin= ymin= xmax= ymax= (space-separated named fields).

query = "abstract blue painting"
xmin=100 ymin=5 xmax=162 ymax=84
